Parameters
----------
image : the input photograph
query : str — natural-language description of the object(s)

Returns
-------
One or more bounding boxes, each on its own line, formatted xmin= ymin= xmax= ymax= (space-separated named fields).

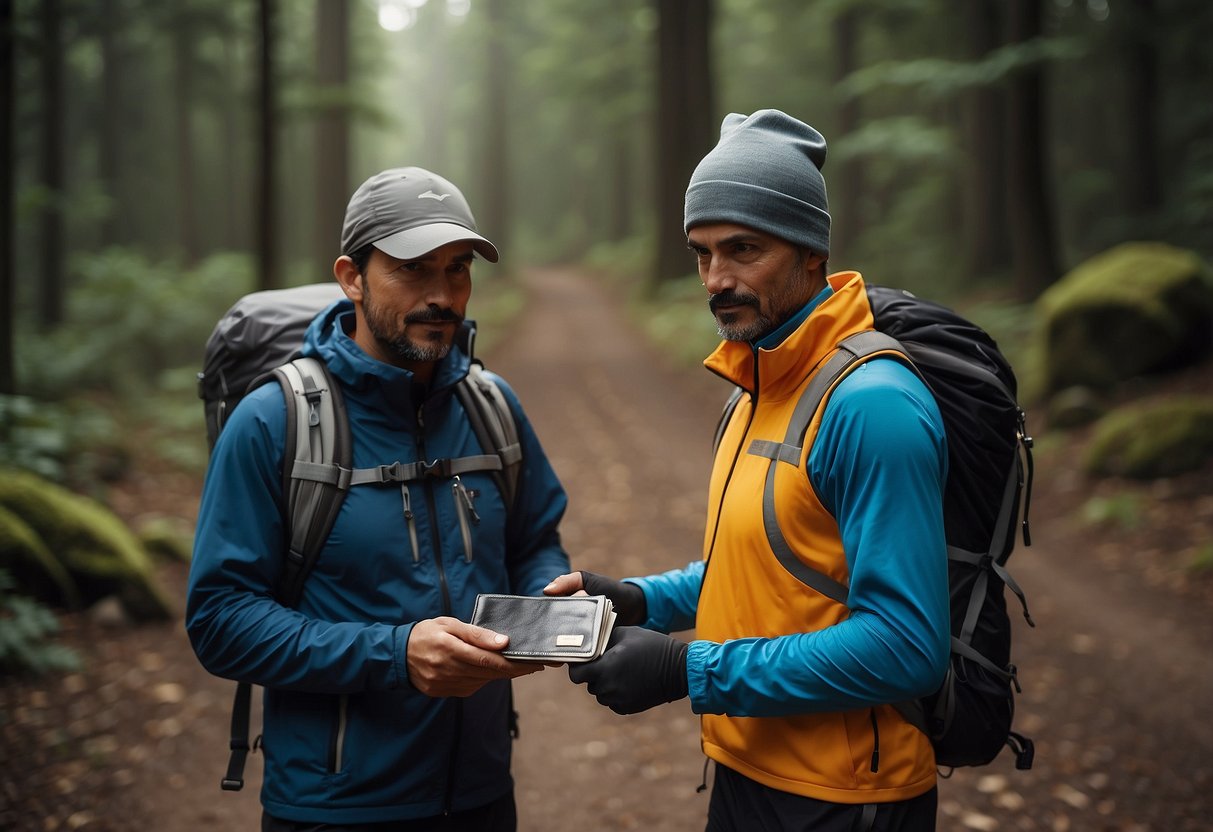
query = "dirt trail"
xmin=3 ymin=265 xmax=1211 ymax=831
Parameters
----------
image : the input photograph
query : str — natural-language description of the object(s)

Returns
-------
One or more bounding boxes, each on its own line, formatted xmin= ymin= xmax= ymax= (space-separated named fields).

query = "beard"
xmin=708 ymin=258 xmax=815 ymax=342
xmin=362 ymin=279 xmax=462 ymax=364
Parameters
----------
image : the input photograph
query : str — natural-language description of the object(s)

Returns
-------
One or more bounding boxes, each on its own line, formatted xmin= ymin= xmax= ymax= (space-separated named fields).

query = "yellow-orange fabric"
xmin=697 ymin=271 xmax=937 ymax=803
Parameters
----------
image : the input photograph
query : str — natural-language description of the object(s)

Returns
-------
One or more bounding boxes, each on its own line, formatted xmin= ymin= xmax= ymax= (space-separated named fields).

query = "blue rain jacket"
xmin=186 ymin=300 xmax=570 ymax=824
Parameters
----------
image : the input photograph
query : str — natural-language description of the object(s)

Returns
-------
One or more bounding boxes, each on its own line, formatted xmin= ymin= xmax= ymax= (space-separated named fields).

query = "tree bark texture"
xmin=256 ymin=0 xmax=278 ymax=291
xmin=962 ymin=0 xmax=1010 ymax=277
xmin=1 ymin=0 xmax=14 ymax=393
xmin=314 ymin=0 xmax=350 ymax=276
xmin=479 ymin=0 xmax=510 ymax=259
xmin=655 ymin=0 xmax=715 ymax=283
xmin=38 ymin=0 xmax=65 ymax=328
xmin=830 ymin=8 xmax=862 ymax=268
xmin=1004 ymin=0 xmax=1060 ymax=298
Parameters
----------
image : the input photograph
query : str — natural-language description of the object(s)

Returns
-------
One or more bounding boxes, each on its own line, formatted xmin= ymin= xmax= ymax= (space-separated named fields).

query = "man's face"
xmin=357 ymin=242 xmax=474 ymax=367
xmin=687 ymin=223 xmax=825 ymax=342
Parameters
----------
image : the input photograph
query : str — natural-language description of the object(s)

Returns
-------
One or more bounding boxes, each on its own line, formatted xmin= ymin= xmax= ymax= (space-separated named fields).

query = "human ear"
xmin=333 ymin=255 xmax=364 ymax=302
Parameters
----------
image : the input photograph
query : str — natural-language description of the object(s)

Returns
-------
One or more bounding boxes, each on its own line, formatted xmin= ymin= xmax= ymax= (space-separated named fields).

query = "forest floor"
xmin=3 ymin=265 xmax=1212 ymax=831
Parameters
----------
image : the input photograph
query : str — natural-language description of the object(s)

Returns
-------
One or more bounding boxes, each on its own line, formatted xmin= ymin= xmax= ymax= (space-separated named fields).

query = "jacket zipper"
xmin=416 ymin=411 xmax=460 ymax=814
xmin=451 ymin=476 xmax=479 ymax=563
xmin=329 ymin=694 xmax=348 ymax=773
xmin=868 ymin=708 xmax=881 ymax=773
xmin=401 ymin=485 xmax=420 ymax=564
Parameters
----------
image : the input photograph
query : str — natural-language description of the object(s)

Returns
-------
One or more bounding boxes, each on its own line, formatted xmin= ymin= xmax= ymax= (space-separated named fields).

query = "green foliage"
xmin=1084 ymin=396 xmax=1213 ymax=480
xmin=16 ymin=249 xmax=255 ymax=398
xmin=1080 ymin=492 xmax=1144 ymax=532
xmin=631 ymin=274 xmax=723 ymax=369
xmin=0 ymin=394 xmax=122 ymax=485
xmin=0 ymin=570 xmax=81 ymax=678
xmin=1189 ymin=543 xmax=1213 ymax=575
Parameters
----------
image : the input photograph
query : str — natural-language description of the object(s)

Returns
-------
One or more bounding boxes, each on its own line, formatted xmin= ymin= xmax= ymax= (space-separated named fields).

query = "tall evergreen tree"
xmin=654 ymin=0 xmax=715 ymax=283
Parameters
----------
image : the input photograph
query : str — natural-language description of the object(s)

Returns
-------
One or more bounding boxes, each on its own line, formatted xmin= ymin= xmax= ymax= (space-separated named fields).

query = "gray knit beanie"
xmin=684 ymin=109 xmax=830 ymax=256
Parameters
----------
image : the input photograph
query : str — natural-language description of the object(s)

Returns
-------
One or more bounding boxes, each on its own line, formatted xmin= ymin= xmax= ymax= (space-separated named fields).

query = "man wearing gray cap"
xmin=547 ymin=111 xmax=950 ymax=829
xmin=187 ymin=167 xmax=570 ymax=830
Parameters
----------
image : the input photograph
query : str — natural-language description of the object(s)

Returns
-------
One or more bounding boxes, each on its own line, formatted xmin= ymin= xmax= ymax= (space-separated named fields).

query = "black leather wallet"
xmin=470 ymin=594 xmax=617 ymax=662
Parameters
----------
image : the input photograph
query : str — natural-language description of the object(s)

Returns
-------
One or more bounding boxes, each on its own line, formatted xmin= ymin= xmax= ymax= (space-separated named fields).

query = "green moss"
xmin=1036 ymin=243 xmax=1213 ymax=393
xmin=0 ymin=468 xmax=174 ymax=620
xmin=0 ymin=505 xmax=81 ymax=609
xmin=1084 ymin=396 xmax=1213 ymax=479
xmin=137 ymin=516 xmax=194 ymax=564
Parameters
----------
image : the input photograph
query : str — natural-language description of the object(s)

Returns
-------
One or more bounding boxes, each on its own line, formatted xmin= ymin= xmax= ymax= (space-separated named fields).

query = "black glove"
xmin=568 ymin=626 xmax=688 ymax=715
xmin=581 ymin=571 xmax=647 ymax=626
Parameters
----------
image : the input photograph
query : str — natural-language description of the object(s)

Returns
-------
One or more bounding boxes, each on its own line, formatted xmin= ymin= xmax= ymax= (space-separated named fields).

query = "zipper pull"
xmin=455 ymin=479 xmax=481 ymax=524
xmin=401 ymin=485 xmax=420 ymax=564
xmin=452 ymin=476 xmax=477 ymax=563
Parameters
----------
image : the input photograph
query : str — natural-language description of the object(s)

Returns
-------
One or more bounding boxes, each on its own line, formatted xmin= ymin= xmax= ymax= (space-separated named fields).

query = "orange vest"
xmin=697 ymin=272 xmax=937 ymax=803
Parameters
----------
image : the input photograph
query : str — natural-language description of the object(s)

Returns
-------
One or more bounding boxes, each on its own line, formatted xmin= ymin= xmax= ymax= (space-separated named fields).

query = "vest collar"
xmin=703 ymin=271 xmax=873 ymax=400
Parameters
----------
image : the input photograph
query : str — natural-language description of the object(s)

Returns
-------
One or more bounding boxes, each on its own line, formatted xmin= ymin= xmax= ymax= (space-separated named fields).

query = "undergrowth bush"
xmin=16 ymin=248 xmax=255 ymax=398
xmin=0 ymin=569 xmax=80 ymax=677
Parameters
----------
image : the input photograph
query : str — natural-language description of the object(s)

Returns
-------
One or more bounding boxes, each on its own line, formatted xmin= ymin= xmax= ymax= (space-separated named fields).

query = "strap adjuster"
xmin=220 ymin=777 xmax=244 ymax=791
xmin=418 ymin=458 xmax=451 ymax=478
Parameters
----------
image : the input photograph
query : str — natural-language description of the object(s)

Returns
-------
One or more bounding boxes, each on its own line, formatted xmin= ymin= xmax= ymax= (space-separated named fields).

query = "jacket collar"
xmin=301 ymin=299 xmax=470 ymax=426
xmin=703 ymin=271 xmax=873 ymax=401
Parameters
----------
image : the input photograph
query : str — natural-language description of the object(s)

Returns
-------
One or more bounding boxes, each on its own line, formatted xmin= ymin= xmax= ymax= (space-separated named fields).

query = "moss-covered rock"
xmin=1036 ymin=243 xmax=1213 ymax=394
xmin=137 ymin=515 xmax=194 ymax=564
xmin=0 ymin=468 xmax=174 ymax=620
xmin=1084 ymin=396 xmax=1213 ymax=479
xmin=0 ymin=504 xmax=81 ymax=609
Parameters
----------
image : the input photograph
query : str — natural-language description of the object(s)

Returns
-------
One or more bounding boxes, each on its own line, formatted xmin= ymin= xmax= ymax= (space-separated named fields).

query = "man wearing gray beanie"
xmin=553 ymin=110 xmax=951 ymax=830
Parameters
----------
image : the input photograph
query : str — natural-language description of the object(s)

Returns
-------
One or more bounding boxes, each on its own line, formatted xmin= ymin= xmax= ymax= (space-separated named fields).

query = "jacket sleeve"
xmin=687 ymin=359 xmax=951 ymax=717
xmin=490 ymin=375 xmax=572 ymax=597
xmin=628 ymin=561 xmax=703 ymax=633
xmin=185 ymin=384 xmax=410 ymax=694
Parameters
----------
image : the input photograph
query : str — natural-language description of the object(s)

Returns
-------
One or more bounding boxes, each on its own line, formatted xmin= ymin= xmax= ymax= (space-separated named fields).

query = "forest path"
xmin=493 ymin=266 xmax=1213 ymax=832
xmin=3 ymin=265 xmax=1211 ymax=832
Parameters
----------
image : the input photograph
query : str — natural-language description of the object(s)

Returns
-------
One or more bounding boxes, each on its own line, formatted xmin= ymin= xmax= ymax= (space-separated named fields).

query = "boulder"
xmin=0 ymin=504 xmax=81 ymax=609
xmin=1084 ymin=396 xmax=1213 ymax=479
xmin=0 ymin=468 xmax=174 ymax=621
xmin=1036 ymin=243 xmax=1213 ymax=395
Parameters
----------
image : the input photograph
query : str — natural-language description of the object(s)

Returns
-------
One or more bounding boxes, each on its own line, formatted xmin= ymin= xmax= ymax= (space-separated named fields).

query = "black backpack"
xmin=714 ymin=284 xmax=1036 ymax=770
xmin=197 ymin=283 xmax=523 ymax=790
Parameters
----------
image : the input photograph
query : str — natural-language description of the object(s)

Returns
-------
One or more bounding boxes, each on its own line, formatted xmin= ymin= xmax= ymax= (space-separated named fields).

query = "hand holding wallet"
xmin=470 ymin=594 xmax=617 ymax=663
xmin=567 ymin=626 xmax=689 ymax=714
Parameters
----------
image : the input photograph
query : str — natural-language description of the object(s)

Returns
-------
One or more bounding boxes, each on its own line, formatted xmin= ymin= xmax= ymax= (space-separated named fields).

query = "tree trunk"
xmin=961 ymin=0 xmax=1010 ymax=278
xmin=420 ymin=3 xmax=449 ymax=174
xmin=609 ymin=134 xmax=632 ymax=243
xmin=479 ymin=0 xmax=510 ymax=260
xmin=38 ymin=0 xmax=65 ymax=329
xmin=1 ymin=0 xmax=14 ymax=394
xmin=314 ymin=0 xmax=350 ymax=277
xmin=1004 ymin=0 xmax=1060 ymax=299
xmin=830 ymin=8 xmax=862 ymax=268
xmin=98 ymin=0 xmax=123 ymax=246
xmin=654 ymin=0 xmax=715 ymax=283
xmin=1118 ymin=0 xmax=1162 ymax=215
xmin=256 ymin=0 xmax=278 ymax=291
xmin=173 ymin=13 xmax=200 ymax=264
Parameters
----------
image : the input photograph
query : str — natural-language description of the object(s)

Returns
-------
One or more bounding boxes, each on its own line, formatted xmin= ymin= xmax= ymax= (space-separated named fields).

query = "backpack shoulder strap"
xmin=273 ymin=357 xmax=353 ymax=607
xmin=222 ymin=356 xmax=351 ymax=792
xmin=453 ymin=361 xmax=523 ymax=511
xmin=712 ymin=386 xmax=746 ymax=455
xmin=744 ymin=331 xmax=915 ymax=604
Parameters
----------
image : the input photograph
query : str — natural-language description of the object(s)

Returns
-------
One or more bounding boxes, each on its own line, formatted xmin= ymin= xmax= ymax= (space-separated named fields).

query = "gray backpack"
xmin=197 ymin=283 xmax=523 ymax=790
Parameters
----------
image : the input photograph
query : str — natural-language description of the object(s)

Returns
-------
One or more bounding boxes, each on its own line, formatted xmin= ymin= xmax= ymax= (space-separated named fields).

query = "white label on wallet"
xmin=556 ymin=634 xmax=585 ymax=647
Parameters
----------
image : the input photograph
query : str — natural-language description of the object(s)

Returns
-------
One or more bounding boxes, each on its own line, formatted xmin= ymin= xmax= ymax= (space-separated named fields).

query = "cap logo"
xmin=418 ymin=190 xmax=451 ymax=201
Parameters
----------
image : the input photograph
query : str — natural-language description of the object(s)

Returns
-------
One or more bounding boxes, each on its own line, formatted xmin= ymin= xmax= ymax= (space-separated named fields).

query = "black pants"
xmin=261 ymin=791 xmax=516 ymax=832
xmin=706 ymin=764 xmax=937 ymax=832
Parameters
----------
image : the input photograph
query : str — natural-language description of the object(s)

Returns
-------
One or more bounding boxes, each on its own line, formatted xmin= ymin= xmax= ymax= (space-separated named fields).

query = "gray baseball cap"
xmin=340 ymin=166 xmax=499 ymax=263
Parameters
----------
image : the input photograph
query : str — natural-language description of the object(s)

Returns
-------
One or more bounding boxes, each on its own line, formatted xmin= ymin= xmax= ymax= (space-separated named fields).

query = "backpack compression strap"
xmin=744 ymin=330 xmax=915 ymax=605
xmin=223 ymin=357 xmax=352 ymax=791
